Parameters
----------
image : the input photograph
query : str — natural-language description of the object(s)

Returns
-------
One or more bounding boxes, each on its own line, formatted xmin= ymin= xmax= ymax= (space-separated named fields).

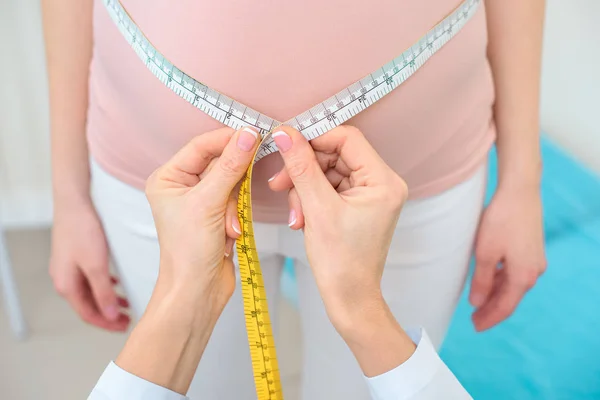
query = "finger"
xmin=112 ymin=277 xmax=130 ymax=308
xmin=225 ymin=189 xmax=242 ymax=239
xmin=77 ymin=307 xmax=130 ymax=332
xmin=324 ymin=169 xmax=350 ymax=192
xmin=270 ymin=127 xmax=337 ymax=209
xmin=118 ymin=296 xmax=129 ymax=309
xmin=154 ymin=127 xmax=236 ymax=187
xmin=470 ymin=269 xmax=503 ymax=331
xmin=85 ymin=268 xmax=120 ymax=321
xmin=472 ymin=271 xmax=527 ymax=331
xmin=224 ymin=237 xmax=234 ymax=258
xmin=272 ymin=165 xmax=349 ymax=194
xmin=469 ymin=261 xmax=498 ymax=308
xmin=197 ymin=157 xmax=220 ymax=181
xmin=309 ymin=125 xmax=391 ymax=186
xmin=66 ymin=276 xmax=130 ymax=331
xmin=513 ymin=261 xmax=542 ymax=291
xmin=268 ymin=167 xmax=292 ymax=192
xmin=199 ymin=127 xmax=259 ymax=206
xmin=470 ymin=246 xmax=502 ymax=308
xmin=268 ymin=150 xmax=341 ymax=192
xmin=287 ymin=188 xmax=305 ymax=230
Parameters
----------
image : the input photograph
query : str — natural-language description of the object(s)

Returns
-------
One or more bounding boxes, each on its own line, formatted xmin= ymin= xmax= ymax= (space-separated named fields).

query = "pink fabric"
xmin=87 ymin=0 xmax=495 ymax=224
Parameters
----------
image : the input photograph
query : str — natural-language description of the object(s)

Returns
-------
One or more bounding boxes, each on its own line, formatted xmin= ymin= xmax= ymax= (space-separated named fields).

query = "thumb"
xmin=271 ymin=127 xmax=336 ymax=209
xmin=199 ymin=127 xmax=260 ymax=205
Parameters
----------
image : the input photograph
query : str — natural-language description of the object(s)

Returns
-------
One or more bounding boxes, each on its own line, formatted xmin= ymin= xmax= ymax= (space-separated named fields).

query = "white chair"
xmin=0 ymin=224 xmax=28 ymax=339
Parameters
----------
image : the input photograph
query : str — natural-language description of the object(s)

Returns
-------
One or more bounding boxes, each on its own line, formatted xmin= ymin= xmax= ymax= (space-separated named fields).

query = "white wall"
xmin=0 ymin=0 xmax=599 ymax=228
xmin=0 ymin=0 xmax=52 ymax=228
xmin=540 ymin=0 xmax=600 ymax=173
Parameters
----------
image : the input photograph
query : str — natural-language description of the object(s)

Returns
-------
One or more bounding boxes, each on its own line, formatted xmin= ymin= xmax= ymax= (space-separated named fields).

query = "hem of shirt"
xmin=89 ymin=132 xmax=495 ymax=225
xmin=406 ymin=131 xmax=495 ymax=200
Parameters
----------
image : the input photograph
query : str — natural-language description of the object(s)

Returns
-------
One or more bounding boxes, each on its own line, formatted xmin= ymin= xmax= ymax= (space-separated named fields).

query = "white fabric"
xmin=89 ymin=362 xmax=184 ymax=400
xmin=89 ymin=328 xmax=471 ymax=400
xmin=90 ymin=159 xmax=486 ymax=400
xmin=366 ymin=329 xmax=472 ymax=400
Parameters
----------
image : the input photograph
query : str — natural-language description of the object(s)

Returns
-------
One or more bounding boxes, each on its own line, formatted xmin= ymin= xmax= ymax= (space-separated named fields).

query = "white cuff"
xmin=365 ymin=328 xmax=443 ymax=400
xmin=89 ymin=362 xmax=187 ymax=400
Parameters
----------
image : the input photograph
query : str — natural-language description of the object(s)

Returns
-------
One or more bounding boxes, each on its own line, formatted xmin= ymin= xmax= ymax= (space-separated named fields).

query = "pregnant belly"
xmin=87 ymin=0 xmax=494 ymax=223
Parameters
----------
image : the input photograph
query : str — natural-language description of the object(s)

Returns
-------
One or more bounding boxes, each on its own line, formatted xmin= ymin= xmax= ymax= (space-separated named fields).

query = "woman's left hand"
xmin=115 ymin=127 xmax=258 ymax=393
xmin=145 ymin=126 xmax=259 ymax=313
xmin=469 ymin=187 xmax=546 ymax=331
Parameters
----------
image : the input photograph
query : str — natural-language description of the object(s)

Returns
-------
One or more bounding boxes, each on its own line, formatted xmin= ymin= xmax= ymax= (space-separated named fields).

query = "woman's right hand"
xmin=270 ymin=125 xmax=407 ymax=315
xmin=269 ymin=126 xmax=415 ymax=376
xmin=50 ymin=202 xmax=130 ymax=331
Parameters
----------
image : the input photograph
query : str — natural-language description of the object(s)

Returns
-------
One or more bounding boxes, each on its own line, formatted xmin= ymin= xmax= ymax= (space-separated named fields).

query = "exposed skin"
xmin=43 ymin=0 xmax=546 ymax=336
xmin=116 ymin=125 xmax=417 ymax=393
xmin=469 ymin=0 xmax=547 ymax=331
xmin=269 ymin=0 xmax=548 ymax=332
xmin=42 ymin=0 xmax=130 ymax=332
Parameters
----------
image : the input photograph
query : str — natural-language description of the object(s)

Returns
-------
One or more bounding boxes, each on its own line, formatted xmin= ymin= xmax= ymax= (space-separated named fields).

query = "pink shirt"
xmin=87 ymin=0 xmax=495 ymax=223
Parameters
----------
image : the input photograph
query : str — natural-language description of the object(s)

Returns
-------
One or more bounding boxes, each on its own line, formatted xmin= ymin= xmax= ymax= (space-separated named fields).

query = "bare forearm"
xmin=42 ymin=0 xmax=94 ymax=208
xmin=485 ymin=0 xmax=545 ymax=190
xmin=116 ymin=281 xmax=224 ymax=394
xmin=326 ymin=293 xmax=417 ymax=377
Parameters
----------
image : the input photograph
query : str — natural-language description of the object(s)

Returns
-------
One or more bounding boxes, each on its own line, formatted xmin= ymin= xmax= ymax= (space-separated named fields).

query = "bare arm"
xmin=486 ymin=0 xmax=545 ymax=189
xmin=42 ymin=0 xmax=129 ymax=331
xmin=42 ymin=0 xmax=93 ymax=207
xmin=470 ymin=1 xmax=547 ymax=331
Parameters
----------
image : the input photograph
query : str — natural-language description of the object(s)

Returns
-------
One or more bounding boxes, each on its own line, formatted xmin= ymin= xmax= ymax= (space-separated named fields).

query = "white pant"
xmin=90 ymin=159 xmax=487 ymax=400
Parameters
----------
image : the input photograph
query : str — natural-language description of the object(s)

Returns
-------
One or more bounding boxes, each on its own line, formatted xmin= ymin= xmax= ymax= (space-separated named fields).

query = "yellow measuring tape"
xmin=236 ymin=134 xmax=283 ymax=399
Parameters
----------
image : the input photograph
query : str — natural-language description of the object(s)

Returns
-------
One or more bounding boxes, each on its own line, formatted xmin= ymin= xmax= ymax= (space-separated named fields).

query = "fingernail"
xmin=237 ymin=127 xmax=258 ymax=152
xmin=288 ymin=209 xmax=297 ymax=227
xmin=105 ymin=304 xmax=119 ymax=320
xmin=471 ymin=294 xmax=485 ymax=308
xmin=268 ymin=171 xmax=279 ymax=182
xmin=272 ymin=131 xmax=293 ymax=153
xmin=232 ymin=219 xmax=241 ymax=235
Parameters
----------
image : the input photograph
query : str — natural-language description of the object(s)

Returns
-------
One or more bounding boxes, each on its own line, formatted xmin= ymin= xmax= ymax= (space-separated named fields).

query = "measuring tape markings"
xmin=105 ymin=0 xmax=480 ymax=162
xmin=237 ymin=152 xmax=283 ymax=398
xmin=103 ymin=1 xmax=481 ymax=398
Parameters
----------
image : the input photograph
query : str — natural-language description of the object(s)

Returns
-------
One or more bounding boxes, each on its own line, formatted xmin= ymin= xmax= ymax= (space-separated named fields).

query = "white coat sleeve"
xmin=365 ymin=329 xmax=473 ymax=400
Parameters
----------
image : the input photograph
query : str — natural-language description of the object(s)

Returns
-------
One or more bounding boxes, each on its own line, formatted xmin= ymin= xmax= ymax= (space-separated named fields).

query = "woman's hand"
xmin=116 ymin=126 xmax=258 ymax=394
xmin=269 ymin=125 xmax=415 ymax=376
xmin=50 ymin=203 xmax=130 ymax=331
xmin=269 ymin=126 xmax=407 ymax=314
xmin=479 ymin=0 xmax=546 ymax=331
xmin=469 ymin=187 xmax=546 ymax=331
xmin=144 ymin=126 xmax=259 ymax=312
